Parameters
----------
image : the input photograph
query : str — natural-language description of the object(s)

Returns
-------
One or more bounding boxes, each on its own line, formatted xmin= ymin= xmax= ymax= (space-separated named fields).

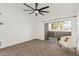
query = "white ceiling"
xmin=8 ymin=3 xmax=78 ymax=21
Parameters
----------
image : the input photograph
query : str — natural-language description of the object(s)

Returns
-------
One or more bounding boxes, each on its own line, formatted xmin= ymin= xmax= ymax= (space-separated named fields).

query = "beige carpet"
xmin=0 ymin=39 xmax=78 ymax=56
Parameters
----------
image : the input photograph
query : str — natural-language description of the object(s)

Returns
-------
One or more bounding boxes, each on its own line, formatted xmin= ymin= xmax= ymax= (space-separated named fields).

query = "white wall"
xmin=0 ymin=3 xmax=36 ymax=48
xmin=76 ymin=4 xmax=79 ymax=52
xmin=76 ymin=20 xmax=79 ymax=52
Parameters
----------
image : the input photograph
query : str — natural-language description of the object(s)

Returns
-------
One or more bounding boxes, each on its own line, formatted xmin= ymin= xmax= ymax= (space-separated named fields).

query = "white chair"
xmin=59 ymin=36 xmax=77 ymax=53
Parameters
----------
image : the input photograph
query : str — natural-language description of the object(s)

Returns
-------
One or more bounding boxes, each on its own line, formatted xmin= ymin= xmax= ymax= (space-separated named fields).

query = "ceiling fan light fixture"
xmin=23 ymin=3 xmax=49 ymax=16
xmin=35 ymin=10 xmax=39 ymax=13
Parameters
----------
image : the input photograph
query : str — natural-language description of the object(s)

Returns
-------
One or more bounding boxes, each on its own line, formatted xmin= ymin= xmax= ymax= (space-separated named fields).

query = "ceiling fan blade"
xmin=38 ymin=6 xmax=49 ymax=11
xmin=24 ymin=3 xmax=34 ymax=10
xmin=35 ymin=13 xmax=37 ymax=16
xmin=29 ymin=11 xmax=35 ymax=14
xmin=39 ymin=12 xmax=44 ymax=16
xmin=35 ymin=3 xmax=38 ymax=9
xmin=23 ymin=9 xmax=33 ymax=11
xmin=40 ymin=11 xmax=49 ymax=13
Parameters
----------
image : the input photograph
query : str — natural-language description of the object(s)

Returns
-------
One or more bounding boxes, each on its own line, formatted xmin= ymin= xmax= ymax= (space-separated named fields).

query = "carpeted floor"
xmin=0 ymin=39 xmax=78 ymax=56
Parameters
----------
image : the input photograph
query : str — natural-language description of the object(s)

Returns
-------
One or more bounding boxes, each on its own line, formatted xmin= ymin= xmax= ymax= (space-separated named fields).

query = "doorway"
xmin=45 ymin=20 xmax=72 ymax=43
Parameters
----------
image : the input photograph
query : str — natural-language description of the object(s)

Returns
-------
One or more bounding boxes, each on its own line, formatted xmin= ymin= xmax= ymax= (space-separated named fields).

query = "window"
xmin=49 ymin=20 xmax=71 ymax=31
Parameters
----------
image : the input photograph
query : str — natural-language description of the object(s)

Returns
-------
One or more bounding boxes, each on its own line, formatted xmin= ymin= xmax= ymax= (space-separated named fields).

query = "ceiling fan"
xmin=23 ymin=3 xmax=50 ymax=16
